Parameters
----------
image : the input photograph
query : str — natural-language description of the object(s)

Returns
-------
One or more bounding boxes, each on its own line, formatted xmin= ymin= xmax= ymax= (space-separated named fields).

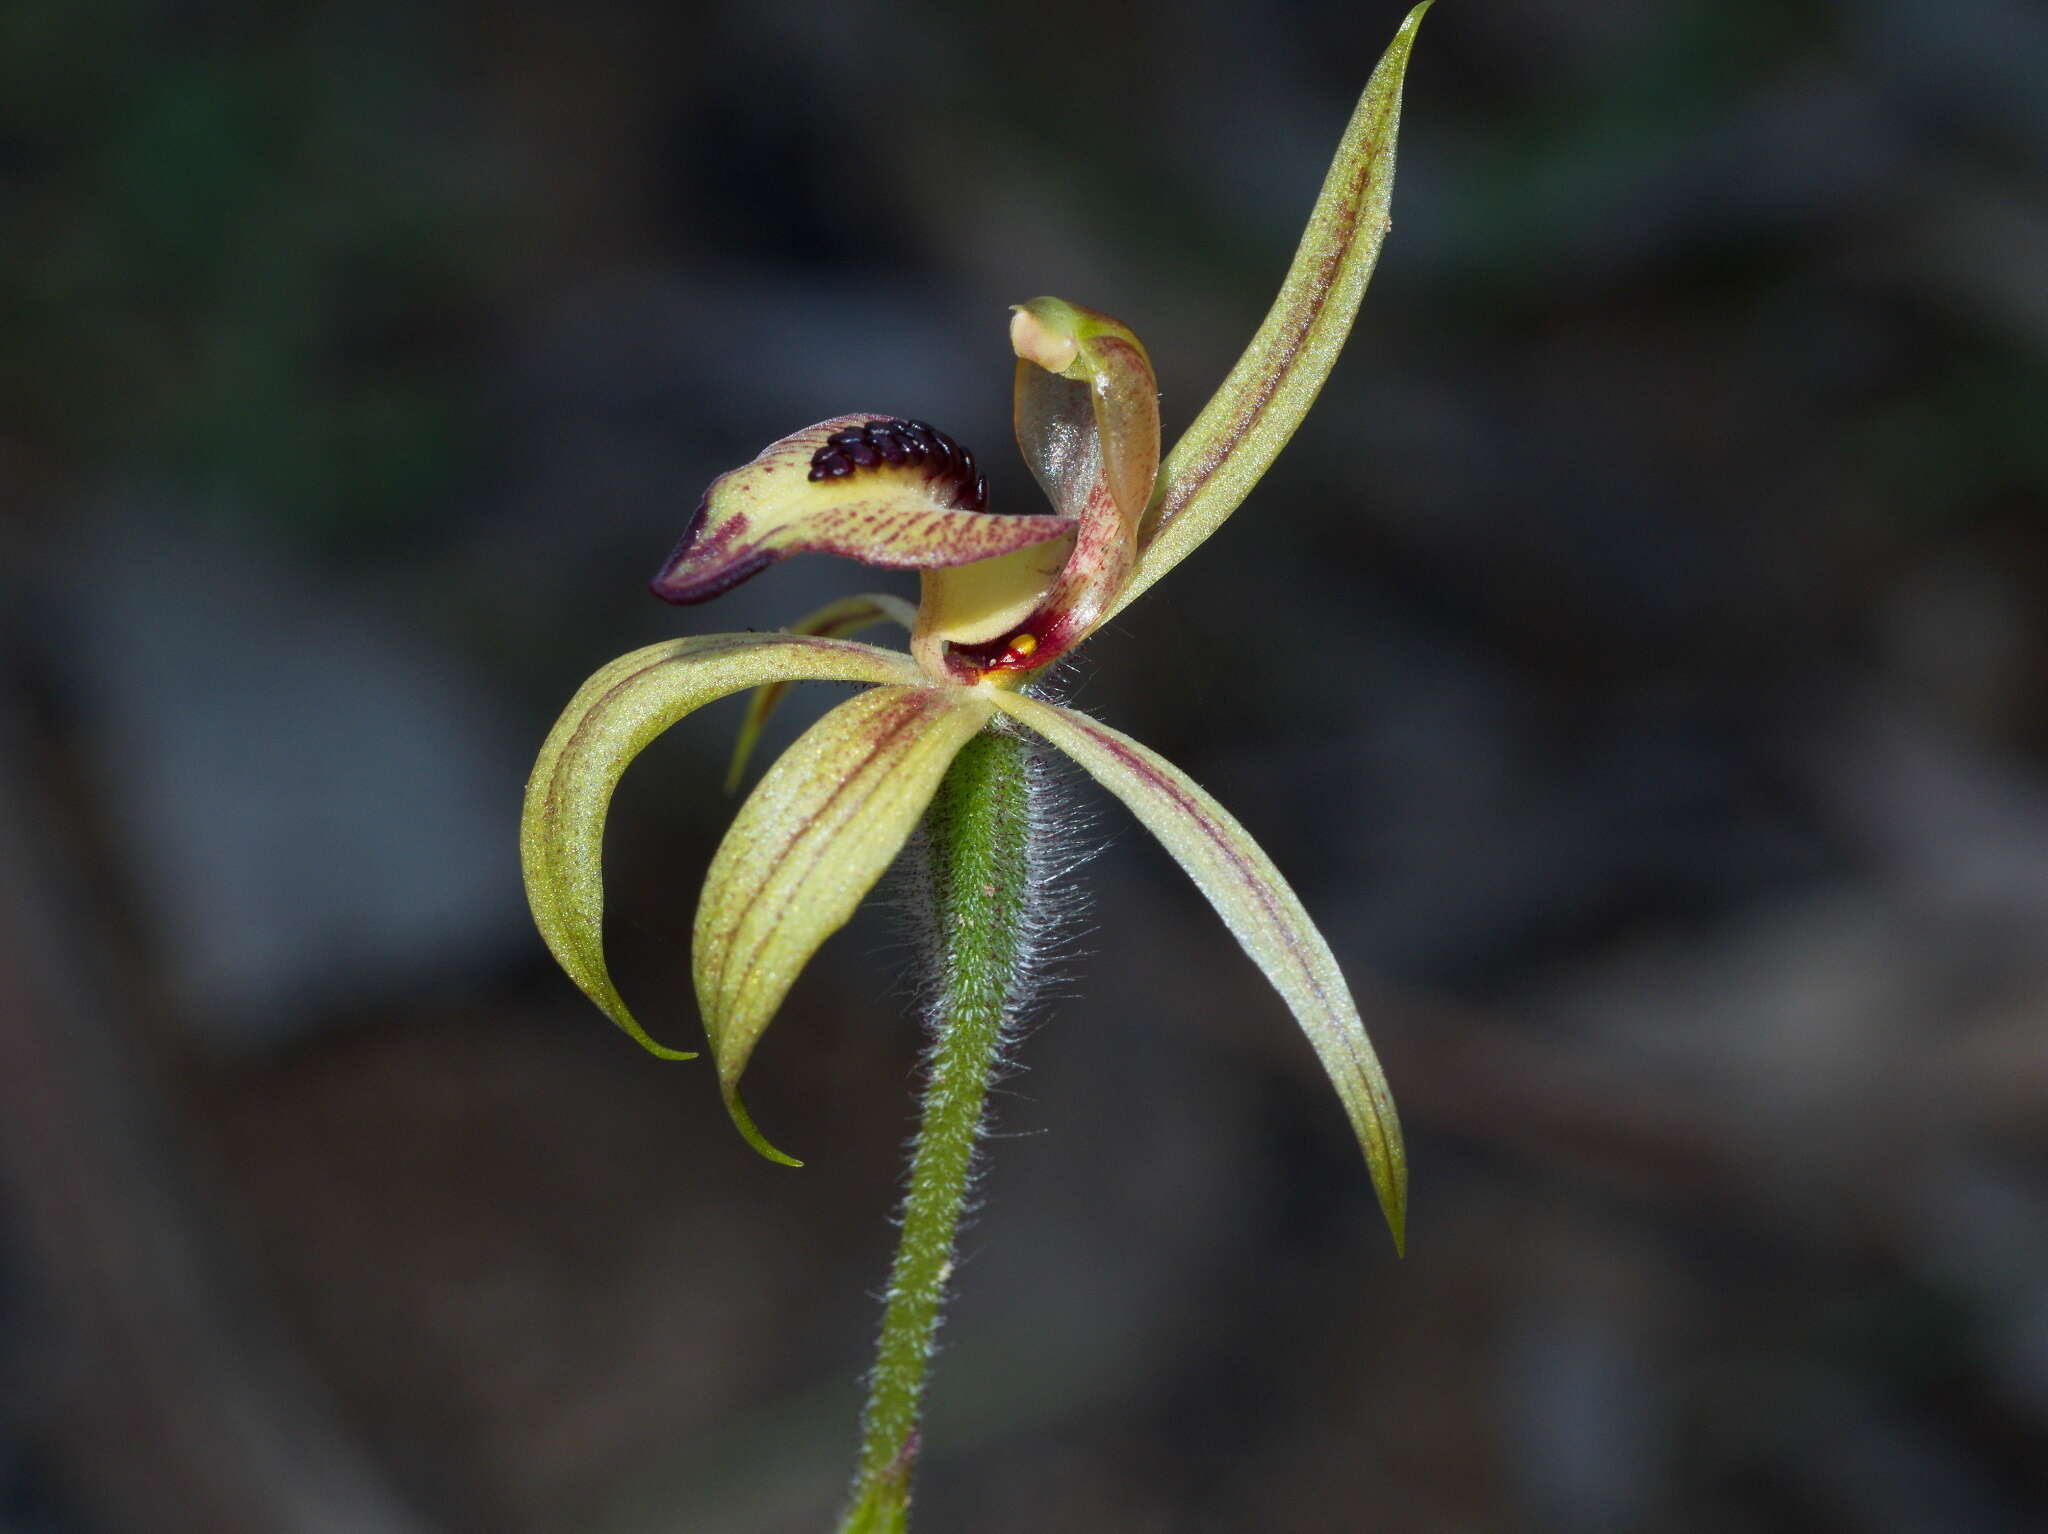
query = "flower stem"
xmin=837 ymin=725 xmax=1035 ymax=1534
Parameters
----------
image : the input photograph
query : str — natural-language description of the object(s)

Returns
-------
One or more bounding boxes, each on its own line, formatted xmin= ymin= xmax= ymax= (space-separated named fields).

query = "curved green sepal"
xmin=520 ymin=632 xmax=924 ymax=1059
xmin=988 ymin=690 xmax=1407 ymax=1253
xmin=1110 ymin=1 xmax=1431 ymax=626
xmin=726 ymin=592 xmax=919 ymax=793
xmin=694 ymin=684 xmax=996 ymax=1165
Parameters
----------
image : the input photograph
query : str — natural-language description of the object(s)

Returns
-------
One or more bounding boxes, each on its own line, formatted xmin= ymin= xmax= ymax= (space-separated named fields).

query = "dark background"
xmin=5 ymin=1 xmax=2048 ymax=1530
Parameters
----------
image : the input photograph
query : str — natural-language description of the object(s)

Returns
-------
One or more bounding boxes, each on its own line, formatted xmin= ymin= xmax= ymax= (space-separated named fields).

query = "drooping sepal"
xmin=987 ymin=690 xmax=1407 ymax=1251
xmin=1107 ymin=1 xmax=1431 ymax=626
xmin=520 ymin=632 xmax=925 ymax=1060
xmin=651 ymin=415 xmax=1074 ymax=605
xmin=694 ymin=684 xmax=995 ymax=1165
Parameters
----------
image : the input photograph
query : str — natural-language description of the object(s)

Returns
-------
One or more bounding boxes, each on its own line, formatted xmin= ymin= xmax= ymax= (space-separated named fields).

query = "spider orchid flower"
xmin=521 ymin=3 xmax=1427 ymax=1248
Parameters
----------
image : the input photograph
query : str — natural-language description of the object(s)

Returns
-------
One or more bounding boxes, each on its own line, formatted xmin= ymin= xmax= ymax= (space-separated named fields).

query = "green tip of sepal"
xmin=583 ymin=987 xmax=703 ymax=1062
xmin=598 ymin=994 xmax=700 ymax=1061
xmin=1390 ymin=0 xmax=1434 ymax=51
xmin=1372 ymin=1115 xmax=1408 ymax=1257
xmin=1381 ymin=1171 xmax=1408 ymax=1259
xmin=725 ymin=1088 xmax=805 ymax=1168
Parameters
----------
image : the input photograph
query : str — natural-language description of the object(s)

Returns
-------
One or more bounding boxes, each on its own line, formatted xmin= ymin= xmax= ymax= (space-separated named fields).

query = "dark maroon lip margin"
xmin=650 ymin=497 xmax=770 ymax=605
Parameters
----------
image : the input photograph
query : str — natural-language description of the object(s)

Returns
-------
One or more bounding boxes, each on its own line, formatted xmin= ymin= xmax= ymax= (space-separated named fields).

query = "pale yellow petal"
xmin=695 ymin=684 xmax=995 ymax=1164
xmin=987 ymin=690 xmax=1406 ymax=1250
xmin=520 ymin=632 xmax=923 ymax=1060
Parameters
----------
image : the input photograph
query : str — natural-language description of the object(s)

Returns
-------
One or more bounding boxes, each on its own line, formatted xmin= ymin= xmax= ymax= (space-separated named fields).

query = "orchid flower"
xmin=520 ymin=3 xmax=1427 ymax=1250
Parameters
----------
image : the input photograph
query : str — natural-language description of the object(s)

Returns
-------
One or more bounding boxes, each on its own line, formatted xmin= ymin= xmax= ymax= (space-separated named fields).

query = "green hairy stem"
xmin=838 ymin=726 xmax=1035 ymax=1534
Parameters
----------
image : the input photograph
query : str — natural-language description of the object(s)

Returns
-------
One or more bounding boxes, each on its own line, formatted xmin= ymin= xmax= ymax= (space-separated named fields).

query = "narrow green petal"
xmin=695 ymin=684 xmax=995 ymax=1165
xmin=1108 ymin=2 xmax=1431 ymax=626
xmin=521 ymin=633 xmax=925 ymax=1060
xmin=652 ymin=415 xmax=1072 ymax=606
xmin=987 ymin=690 xmax=1407 ymax=1251
xmin=727 ymin=592 xmax=919 ymax=793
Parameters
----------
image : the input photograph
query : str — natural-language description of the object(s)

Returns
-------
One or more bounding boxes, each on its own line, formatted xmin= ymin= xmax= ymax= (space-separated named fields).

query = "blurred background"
xmin=4 ymin=0 xmax=2048 ymax=1529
